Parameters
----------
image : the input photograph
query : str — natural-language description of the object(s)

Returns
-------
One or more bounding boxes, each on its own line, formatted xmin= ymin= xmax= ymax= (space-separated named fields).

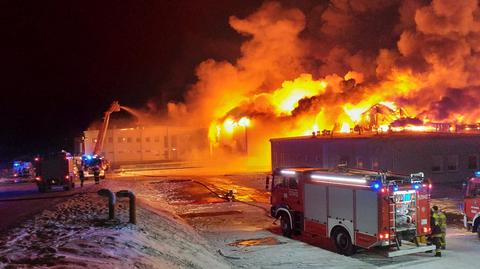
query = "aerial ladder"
xmin=93 ymin=101 xmax=121 ymax=155
xmin=80 ymin=101 xmax=121 ymax=180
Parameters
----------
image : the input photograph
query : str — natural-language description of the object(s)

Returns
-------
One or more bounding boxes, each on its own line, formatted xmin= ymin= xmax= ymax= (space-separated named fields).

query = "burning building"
xmin=271 ymin=132 xmax=480 ymax=183
xmin=83 ymin=2 xmax=480 ymax=172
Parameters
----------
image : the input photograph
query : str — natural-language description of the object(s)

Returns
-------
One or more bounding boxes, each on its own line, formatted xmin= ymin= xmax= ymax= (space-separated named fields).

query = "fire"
xmin=160 ymin=1 xmax=480 ymax=170
xmin=340 ymin=123 xmax=351 ymax=133
xmin=267 ymin=74 xmax=327 ymax=115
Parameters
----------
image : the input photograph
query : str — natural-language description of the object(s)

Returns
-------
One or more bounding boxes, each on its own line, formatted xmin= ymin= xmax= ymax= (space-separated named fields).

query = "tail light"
xmin=34 ymin=157 xmax=39 ymax=162
xmin=379 ymin=232 xmax=390 ymax=240
xmin=65 ymin=175 xmax=69 ymax=179
xmin=35 ymin=176 xmax=41 ymax=181
xmin=423 ymin=227 xmax=431 ymax=233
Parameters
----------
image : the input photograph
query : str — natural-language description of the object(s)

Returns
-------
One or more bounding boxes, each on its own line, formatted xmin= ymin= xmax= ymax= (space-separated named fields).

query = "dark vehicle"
xmin=34 ymin=152 xmax=76 ymax=192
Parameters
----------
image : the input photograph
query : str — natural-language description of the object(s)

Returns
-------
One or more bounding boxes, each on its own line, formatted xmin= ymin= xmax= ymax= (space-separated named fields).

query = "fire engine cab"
xmin=270 ymin=167 xmax=435 ymax=256
xmin=463 ymin=172 xmax=480 ymax=238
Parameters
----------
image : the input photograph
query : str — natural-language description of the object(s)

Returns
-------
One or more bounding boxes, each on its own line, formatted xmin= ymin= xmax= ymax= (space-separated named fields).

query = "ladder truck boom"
xmin=93 ymin=101 xmax=121 ymax=155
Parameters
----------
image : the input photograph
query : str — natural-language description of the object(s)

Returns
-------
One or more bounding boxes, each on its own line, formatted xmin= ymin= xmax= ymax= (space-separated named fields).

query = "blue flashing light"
xmin=13 ymin=162 xmax=20 ymax=167
xmin=475 ymin=170 xmax=480 ymax=177
xmin=371 ymin=181 xmax=382 ymax=191
xmin=414 ymin=184 xmax=421 ymax=190
xmin=393 ymin=186 xmax=399 ymax=192
xmin=86 ymin=155 xmax=93 ymax=160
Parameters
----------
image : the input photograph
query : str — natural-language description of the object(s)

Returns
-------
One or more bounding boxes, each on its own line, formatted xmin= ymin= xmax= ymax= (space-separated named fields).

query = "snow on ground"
xmin=1 ymin=173 xmax=479 ymax=269
xmin=0 ymin=177 xmax=33 ymax=184
xmin=132 ymin=173 xmax=480 ymax=269
xmin=0 ymin=188 xmax=229 ymax=268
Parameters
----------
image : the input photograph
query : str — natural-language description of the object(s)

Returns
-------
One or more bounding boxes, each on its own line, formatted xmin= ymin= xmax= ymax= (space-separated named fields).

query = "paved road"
xmin=0 ymin=180 xmax=98 ymax=233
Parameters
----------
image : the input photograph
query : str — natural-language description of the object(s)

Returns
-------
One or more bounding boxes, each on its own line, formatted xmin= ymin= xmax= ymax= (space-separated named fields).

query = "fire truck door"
xmin=286 ymin=176 xmax=301 ymax=211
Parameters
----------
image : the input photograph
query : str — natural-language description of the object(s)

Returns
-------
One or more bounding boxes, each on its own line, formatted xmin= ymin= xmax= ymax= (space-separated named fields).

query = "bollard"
xmin=116 ymin=190 xmax=136 ymax=224
xmin=97 ymin=189 xmax=116 ymax=219
xmin=265 ymin=175 xmax=270 ymax=190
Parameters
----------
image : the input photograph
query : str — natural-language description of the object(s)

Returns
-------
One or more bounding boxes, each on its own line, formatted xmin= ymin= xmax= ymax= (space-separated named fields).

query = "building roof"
xmin=270 ymin=132 xmax=480 ymax=142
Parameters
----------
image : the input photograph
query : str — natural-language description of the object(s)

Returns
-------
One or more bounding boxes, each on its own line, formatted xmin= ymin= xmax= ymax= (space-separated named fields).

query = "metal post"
xmin=265 ymin=175 xmax=270 ymax=190
xmin=97 ymin=189 xmax=115 ymax=219
xmin=116 ymin=190 xmax=136 ymax=224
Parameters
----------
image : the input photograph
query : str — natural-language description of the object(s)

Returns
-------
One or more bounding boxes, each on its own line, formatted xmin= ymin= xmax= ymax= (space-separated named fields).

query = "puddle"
xmin=228 ymin=237 xmax=283 ymax=247
xmin=179 ymin=210 xmax=243 ymax=218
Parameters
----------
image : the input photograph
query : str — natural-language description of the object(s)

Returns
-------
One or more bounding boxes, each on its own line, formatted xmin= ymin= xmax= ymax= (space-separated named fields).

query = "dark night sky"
xmin=0 ymin=0 xmax=262 ymax=160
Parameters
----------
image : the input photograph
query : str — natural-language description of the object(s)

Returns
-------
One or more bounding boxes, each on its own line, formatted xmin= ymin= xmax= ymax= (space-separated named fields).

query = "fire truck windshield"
xmin=467 ymin=182 xmax=480 ymax=197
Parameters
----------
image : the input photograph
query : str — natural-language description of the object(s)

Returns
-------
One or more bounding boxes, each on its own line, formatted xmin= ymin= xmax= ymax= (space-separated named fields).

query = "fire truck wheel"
xmin=333 ymin=228 xmax=355 ymax=256
xmin=280 ymin=213 xmax=293 ymax=238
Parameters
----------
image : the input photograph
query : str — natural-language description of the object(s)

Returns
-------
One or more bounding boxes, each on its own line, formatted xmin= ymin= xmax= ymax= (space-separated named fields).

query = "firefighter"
xmin=79 ymin=170 xmax=85 ymax=187
xmin=93 ymin=166 xmax=100 ymax=184
xmin=434 ymin=205 xmax=447 ymax=249
xmin=430 ymin=206 xmax=442 ymax=257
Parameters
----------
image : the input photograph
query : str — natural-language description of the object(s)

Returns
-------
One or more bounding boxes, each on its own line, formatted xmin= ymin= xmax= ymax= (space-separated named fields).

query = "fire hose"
xmin=147 ymin=176 xmax=271 ymax=216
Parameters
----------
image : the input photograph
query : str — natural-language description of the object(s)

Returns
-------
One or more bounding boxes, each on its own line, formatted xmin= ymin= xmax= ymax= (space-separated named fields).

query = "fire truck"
xmin=463 ymin=172 xmax=480 ymax=238
xmin=270 ymin=167 xmax=435 ymax=256
xmin=12 ymin=161 xmax=34 ymax=178
xmin=34 ymin=151 xmax=76 ymax=192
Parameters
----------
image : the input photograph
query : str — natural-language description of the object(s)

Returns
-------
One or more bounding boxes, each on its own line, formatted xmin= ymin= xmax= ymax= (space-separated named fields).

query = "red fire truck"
xmin=34 ymin=151 xmax=76 ymax=192
xmin=463 ymin=173 xmax=480 ymax=238
xmin=270 ymin=167 xmax=435 ymax=256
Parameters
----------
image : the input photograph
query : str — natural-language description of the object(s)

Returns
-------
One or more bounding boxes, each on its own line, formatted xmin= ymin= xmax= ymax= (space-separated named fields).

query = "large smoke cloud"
xmin=163 ymin=0 xmax=480 ymax=165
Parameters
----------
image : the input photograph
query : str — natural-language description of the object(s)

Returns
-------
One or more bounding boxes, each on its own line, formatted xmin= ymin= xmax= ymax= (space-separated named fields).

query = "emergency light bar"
xmin=310 ymin=174 xmax=367 ymax=185
xmin=281 ymin=170 xmax=296 ymax=175
xmin=475 ymin=170 xmax=480 ymax=177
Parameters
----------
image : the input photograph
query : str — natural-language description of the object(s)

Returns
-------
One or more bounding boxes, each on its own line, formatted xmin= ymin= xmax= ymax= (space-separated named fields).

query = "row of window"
xmin=345 ymin=155 xmax=479 ymax=172
xmin=431 ymin=154 xmax=478 ymax=172
xmin=106 ymin=148 xmax=178 ymax=154
xmin=86 ymin=136 xmax=178 ymax=146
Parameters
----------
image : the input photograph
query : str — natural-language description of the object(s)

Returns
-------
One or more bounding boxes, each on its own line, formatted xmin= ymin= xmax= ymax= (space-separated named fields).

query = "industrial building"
xmin=271 ymin=133 xmax=480 ymax=183
xmin=83 ymin=125 xmax=206 ymax=165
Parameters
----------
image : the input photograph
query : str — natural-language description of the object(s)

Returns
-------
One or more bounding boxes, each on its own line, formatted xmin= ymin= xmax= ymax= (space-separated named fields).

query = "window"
xmin=468 ymin=155 xmax=478 ymax=170
xmin=117 ymin=137 xmax=123 ymax=143
xmin=446 ymin=155 xmax=458 ymax=171
xmin=136 ymin=137 xmax=141 ymax=143
xmin=431 ymin=155 xmax=443 ymax=172
xmin=273 ymin=176 xmax=288 ymax=188
xmin=127 ymin=137 xmax=132 ymax=143
xmin=154 ymin=136 xmax=160 ymax=143
xmin=108 ymin=137 xmax=113 ymax=143
xmin=145 ymin=137 xmax=151 ymax=142
xmin=356 ymin=157 xmax=364 ymax=168
xmin=288 ymin=177 xmax=298 ymax=189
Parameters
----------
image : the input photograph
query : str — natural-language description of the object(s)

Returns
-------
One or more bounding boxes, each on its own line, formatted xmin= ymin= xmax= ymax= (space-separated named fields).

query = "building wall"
xmin=271 ymin=134 xmax=480 ymax=182
xmin=84 ymin=126 xmax=202 ymax=164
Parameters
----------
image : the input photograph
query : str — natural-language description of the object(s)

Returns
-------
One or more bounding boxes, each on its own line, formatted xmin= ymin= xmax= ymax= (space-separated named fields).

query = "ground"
xmin=0 ymin=169 xmax=479 ymax=268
